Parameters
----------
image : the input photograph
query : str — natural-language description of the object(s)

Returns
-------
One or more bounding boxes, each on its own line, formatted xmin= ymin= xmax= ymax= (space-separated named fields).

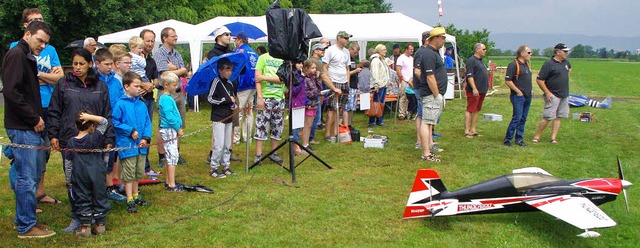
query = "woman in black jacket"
xmin=47 ymin=48 xmax=114 ymax=232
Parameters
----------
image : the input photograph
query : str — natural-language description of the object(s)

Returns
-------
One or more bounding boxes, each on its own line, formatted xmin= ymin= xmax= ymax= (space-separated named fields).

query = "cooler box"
xmin=482 ymin=113 xmax=503 ymax=121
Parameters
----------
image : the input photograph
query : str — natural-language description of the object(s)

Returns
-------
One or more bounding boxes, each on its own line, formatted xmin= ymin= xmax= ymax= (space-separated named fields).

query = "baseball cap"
xmin=312 ymin=43 xmax=327 ymax=51
xmin=392 ymin=44 xmax=400 ymax=49
xmin=213 ymin=26 xmax=231 ymax=38
xmin=337 ymin=31 xmax=352 ymax=38
xmin=554 ymin=43 xmax=571 ymax=52
xmin=428 ymin=27 xmax=447 ymax=40
xmin=421 ymin=31 xmax=430 ymax=43
xmin=235 ymin=31 xmax=249 ymax=41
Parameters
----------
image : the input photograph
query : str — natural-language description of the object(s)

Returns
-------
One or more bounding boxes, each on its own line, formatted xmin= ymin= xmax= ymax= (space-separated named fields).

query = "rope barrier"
xmin=0 ymin=105 xmax=244 ymax=154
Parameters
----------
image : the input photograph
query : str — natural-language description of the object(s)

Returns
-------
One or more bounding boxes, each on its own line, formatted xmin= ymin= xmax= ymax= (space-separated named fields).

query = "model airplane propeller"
xmin=404 ymin=159 xmax=632 ymax=238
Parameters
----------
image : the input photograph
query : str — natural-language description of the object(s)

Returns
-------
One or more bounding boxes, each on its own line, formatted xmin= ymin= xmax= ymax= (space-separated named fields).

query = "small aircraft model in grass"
xmin=403 ymin=158 xmax=632 ymax=238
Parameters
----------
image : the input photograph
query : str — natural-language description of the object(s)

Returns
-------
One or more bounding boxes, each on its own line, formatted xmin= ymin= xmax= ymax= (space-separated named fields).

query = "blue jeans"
xmin=504 ymin=95 xmax=532 ymax=142
xmin=309 ymin=97 xmax=322 ymax=142
xmin=7 ymin=129 xmax=44 ymax=234
xmin=143 ymin=97 xmax=154 ymax=172
xmin=292 ymin=128 xmax=301 ymax=143
xmin=368 ymin=87 xmax=387 ymax=125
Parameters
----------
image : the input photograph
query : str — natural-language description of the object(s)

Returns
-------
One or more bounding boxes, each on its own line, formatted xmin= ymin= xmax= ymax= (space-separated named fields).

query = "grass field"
xmin=0 ymin=58 xmax=639 ymax=247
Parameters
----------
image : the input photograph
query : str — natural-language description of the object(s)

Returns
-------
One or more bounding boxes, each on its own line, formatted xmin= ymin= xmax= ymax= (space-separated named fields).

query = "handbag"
xmin=364 ymin=97 xmax=384 ymax=118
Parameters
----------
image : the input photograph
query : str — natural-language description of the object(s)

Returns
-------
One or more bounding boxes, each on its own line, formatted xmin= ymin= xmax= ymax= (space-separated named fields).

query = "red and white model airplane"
xmin=403 ymin=159 xmax=632 ymax=238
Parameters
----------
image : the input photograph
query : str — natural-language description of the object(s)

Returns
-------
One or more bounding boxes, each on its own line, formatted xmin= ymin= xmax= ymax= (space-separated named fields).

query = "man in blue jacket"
xmin=233 ymin=32 xmax=259 ymax=144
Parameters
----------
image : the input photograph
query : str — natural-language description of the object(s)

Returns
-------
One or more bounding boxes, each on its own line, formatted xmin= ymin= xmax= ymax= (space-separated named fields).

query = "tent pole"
xmin=453 ymin=43 xmax=462 ymax=99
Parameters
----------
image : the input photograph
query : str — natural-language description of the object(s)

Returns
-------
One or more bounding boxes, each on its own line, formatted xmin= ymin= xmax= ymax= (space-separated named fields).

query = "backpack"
xmin=514 ymin=59 xmax=531 ymax=80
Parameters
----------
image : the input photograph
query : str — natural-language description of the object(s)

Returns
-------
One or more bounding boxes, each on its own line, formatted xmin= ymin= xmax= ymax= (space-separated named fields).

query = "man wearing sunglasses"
xmin=531 ymin=43 xmax=572 ymax=144
xmin=463 ymin=43 xmax=488 ymax=139
xmin=503 ymin=45 xmax=533 ymax=147
xmin=322 ymin=31 xmax=350 ymax=141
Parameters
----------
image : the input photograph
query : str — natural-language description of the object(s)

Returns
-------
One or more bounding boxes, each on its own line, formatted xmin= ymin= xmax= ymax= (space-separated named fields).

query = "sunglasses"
xmin=223 ymin=33 xmax=231 ymax=36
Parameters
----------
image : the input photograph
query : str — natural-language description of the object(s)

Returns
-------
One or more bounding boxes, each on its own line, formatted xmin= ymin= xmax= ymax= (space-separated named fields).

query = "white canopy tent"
xmin=97 ymin=19 xmax=202 ymax=75
xmin=192 ymin=13 xmax=461 ymax=98
xmin=97 ymin=13 xmax=461 ymax=99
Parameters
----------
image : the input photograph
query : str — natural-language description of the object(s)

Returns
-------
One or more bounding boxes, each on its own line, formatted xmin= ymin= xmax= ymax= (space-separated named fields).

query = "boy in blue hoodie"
xmin=94 ymin=49 xmax=127 ymax=203
xmin=112 ymin=72 xmax=152 ymax=213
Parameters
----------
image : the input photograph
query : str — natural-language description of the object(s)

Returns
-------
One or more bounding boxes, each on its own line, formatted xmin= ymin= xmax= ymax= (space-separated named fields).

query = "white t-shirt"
xmin=322 ymin=45 xmax=351 ymax=84
xmin=396 ymin=54 xmax=414 ymax=81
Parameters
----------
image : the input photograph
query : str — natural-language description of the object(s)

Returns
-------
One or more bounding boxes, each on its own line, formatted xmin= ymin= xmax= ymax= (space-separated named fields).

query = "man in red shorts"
xmin=464 ymin=43 xmax=488 ymax=138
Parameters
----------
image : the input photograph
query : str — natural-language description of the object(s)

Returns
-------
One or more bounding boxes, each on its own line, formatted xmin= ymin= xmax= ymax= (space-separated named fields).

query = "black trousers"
xmin=71 ymin=155 xmax=111 ymax=224
xmin=407 ymin=93 xmax=417 ymax=115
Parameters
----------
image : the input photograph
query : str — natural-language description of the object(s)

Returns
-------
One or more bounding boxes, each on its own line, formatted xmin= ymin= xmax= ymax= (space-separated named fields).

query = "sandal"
xmin=471 ymin=133 xmax=483 ymax=137
xmin=421 ymin=154 xmax=441 ymax=162
xmin=464 ymin=133 xmax=474 ymax=139
xmin=531 ymin=138 xmax=539 ymax=144
xmin=550 ymin=139 xmax=558 ymax=144
xmin=37 ymin=194 xmax=61 ymax=204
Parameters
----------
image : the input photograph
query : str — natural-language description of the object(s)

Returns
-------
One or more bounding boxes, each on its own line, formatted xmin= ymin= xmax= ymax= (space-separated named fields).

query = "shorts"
xmin=465 ymin=92 xmax=486 ymax=112
xmin=159 ymin=128 xmax=179 ymax=166
xmin=305 ymin=108 xmax=317 ymax=117
xmin=327 ymin=83 xmax=349 ymax=111
xmin=422 ymin=94 xmax=443 ymax=125
xmin=345 ymin=88 xmax=358 ymax=111
xmin=120 ymin=154 xmax=146 ymax=182
xmin=254 ymin=98 xmax=285 ymax=141
xmin=415 ymin=91 xmax=423 ymax=119
xmin=542 ymin=95 xmax=569 ymax=120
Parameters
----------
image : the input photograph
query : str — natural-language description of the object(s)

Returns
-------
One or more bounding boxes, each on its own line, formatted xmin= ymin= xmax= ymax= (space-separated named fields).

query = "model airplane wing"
xmin=525 ymin=195 xmax=617 ymax=229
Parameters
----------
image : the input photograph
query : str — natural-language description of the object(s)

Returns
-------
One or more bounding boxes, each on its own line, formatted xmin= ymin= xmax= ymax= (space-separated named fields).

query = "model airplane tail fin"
xmin=598 ymin=97 xmax=612 ymax=109
xmin=403 ymin=169 xmax=448 ymax=219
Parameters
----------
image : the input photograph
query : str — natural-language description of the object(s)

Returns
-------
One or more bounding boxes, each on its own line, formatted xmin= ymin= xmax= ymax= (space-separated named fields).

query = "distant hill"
xmin=491 ymin=33 xmax=640 ymax=52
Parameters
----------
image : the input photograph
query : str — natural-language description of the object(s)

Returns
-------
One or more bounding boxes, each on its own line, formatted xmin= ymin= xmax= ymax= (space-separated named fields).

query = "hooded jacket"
xmin=370 ymin=54 xmax=390 ymax=89
xmin=48 ymin=72 xmax=114 ymax=148
xmin=112 ymin=94 xmax=151 ymax=159
xmin=235 ymin=43 xmax=259 ymax=92
xmin=290 ymin=74 xmax=307 ymax=108
xmin=98 ymin=71 xmax=124 ymax=108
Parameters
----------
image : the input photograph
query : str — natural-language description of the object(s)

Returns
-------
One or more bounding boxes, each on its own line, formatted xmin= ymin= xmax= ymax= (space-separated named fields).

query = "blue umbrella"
xmin=209 ymin=22 xmax=267 ymax=40
xmin=186 ymin=52 xmax=247 ymax=96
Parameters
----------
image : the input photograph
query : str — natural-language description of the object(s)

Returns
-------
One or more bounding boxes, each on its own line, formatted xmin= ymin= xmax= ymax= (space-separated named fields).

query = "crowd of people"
xmin=2 ymin=7 xmax=574 ymax=239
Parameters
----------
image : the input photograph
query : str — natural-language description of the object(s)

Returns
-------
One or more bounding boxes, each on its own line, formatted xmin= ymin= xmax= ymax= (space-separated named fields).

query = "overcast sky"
xmin=388 ymin=0 xmax=640 ymax=37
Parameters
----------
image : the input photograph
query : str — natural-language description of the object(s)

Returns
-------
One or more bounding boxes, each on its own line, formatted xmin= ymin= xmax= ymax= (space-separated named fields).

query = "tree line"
xmin=490 ymin=44 xmax=637 ymax=60
xmin=0 ymin=0 xmax=391 ymax=66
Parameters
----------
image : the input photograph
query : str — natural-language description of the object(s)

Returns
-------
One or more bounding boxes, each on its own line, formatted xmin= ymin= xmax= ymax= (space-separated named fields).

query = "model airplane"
xmin=403 ymin=159 xmax=632 ymax=238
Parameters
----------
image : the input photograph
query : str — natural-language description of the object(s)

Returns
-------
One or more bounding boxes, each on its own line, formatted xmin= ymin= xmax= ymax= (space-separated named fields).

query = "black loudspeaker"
xmin=266 ymin=0 xmax=322 ymax=61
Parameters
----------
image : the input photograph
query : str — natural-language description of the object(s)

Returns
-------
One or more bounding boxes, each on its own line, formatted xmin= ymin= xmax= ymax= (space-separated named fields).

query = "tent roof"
xmin=308 ymin=12 xmax=455 ymax=43
xmin=192 ymin=12 xmax=455 ymax=44
xmin=98 ymin=19 xmax=196 ymax=44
